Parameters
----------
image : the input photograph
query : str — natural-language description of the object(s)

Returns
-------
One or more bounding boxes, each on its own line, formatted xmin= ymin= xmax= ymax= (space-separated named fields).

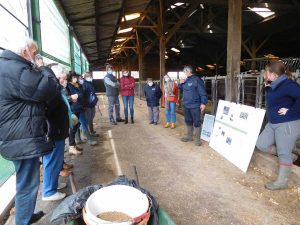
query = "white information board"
xmin=209 ymin=100 xmax=265 ymax=172
xmin=200 ymin=114 xmax=215 ymax=142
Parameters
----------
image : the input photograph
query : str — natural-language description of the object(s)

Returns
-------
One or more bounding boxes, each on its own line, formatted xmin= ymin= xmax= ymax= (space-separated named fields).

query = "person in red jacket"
xmin=163 ymin=75 xmax=179 ymax=129
xmin=120 ymin=71 xmax=135 ymax=124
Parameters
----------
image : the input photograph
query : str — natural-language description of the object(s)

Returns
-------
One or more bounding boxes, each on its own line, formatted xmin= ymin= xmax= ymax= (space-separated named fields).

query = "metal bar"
xmin=69 ymin=174 xmax=77 ymax=194
xmin=0 ymin=3 xmax=28 ymax=29
xmin=42 ymin=51 xmax=71 ymax=67
xmin=30 ymin=0 xmax=42 ymax=52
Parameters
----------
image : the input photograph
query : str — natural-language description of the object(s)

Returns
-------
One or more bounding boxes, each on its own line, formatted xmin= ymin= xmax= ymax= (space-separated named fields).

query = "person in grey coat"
xmin=104 ymin=64 xmax=125 ymax=125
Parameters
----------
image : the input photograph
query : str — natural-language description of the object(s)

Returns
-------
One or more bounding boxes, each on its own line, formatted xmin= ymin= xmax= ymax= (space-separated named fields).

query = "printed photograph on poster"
xmin=239 ymin=112 xmax=248 ymax=120
xmin=209 ymin=100 xmax=266 ymax=172
xmin=200 ymin=114 xmax=215 ymax=142
xmin=223 ymin=106 xmax=230 ymax=115
xmin=226 ymin=137 xmax=232 ymax=145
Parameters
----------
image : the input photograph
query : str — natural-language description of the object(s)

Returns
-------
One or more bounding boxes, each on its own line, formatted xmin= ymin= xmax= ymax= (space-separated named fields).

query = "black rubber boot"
xmin=181 ymin=126 xmax=193 ymax=142
xmin=131 ymin=117 xmax=134 ymax=124
xmin=194 ymin=127 xmax=201 ymax=146
xmin=125 ymin=118 xmax=128 ymax=124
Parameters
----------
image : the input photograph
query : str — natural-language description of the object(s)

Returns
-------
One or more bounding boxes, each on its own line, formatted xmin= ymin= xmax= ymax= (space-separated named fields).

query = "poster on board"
xmin=209 ymin=100 xmax=265 ymax=172
xmin=200 ymin=114 xmax=215 ymax=142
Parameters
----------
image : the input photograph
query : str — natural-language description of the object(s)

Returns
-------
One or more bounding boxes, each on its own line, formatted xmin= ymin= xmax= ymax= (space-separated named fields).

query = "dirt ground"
xmin=4 ymin=95 xmax=300 ymax=225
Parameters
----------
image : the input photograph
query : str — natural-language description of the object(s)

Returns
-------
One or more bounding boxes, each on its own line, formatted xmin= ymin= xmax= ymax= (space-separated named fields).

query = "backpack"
xmin=88 ymin=92 xmax=98 ymax=107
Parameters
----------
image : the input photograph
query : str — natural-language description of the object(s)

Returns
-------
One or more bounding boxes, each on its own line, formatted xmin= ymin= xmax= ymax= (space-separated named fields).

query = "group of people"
xmin=0 ymin=38 xmax=100 ymax=225
xmin=0 ymin=36 xmax=299 ymax=225
xmin=143 ymin=66 xmax=208 ymax=147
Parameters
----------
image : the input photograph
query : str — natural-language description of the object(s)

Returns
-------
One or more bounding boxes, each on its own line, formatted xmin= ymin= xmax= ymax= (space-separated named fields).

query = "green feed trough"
xmin=0 ymin=155 xmax=15 ymax=187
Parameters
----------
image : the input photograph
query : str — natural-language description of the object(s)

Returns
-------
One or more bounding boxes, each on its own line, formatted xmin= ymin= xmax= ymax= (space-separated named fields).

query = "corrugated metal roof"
xmin=57 ymin=0 xmax=151 ymax=69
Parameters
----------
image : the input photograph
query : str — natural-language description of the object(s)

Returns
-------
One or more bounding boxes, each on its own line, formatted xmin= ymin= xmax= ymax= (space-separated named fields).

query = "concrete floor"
xmin=4 ymin=95 xmax=300 ymax=225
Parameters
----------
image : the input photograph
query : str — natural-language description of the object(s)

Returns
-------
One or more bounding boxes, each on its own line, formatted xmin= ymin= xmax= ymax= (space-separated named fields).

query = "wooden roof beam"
xmin=166 ymin=0 xmax=199 ymax=43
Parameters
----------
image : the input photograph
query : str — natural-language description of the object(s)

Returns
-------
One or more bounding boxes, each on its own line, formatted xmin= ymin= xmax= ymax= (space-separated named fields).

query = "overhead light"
xmin=206 ymin=64 xmax=215 ymax=69
xmin=248 ymin=7 xmax=275 ymax=18
xmin=170 ymin=2 xmax=185 ymax=9
xmin=122 ymin=13 xmax=141 ymax=22
xmin=196 ymin=67 xmax=204 ymax=72
xmin=107 ymin=58 xmax=113 ymax=61
xmin=165 ymin=31 xmax=168 ymax=35
xmin=200 ymin=4 xmax=204 ymax=9
xmin=265 ymin=3 xmax=269 ymax=8
xmin=115 ymin=38 xmax=126 ymax=42
xmin=165 ymin=55 xmax=168 ymax=59
xmin=171 ymin=47 xmax=180 ymax=53
xmin=118 ymin=27 xmax=133 ymax=34
xmin=165 ymin=51 xmax=167 ymax=54
xmin=264 ymin=53 xmax=279 ymax=59
xmin=174 ymin=2 xmax=185 ymax=6
xmin=188 ymin=9 xmax=198 ymax=18
xmin=207 ymin=24 xmax=210 ymax=29
xmin=209 ymin=29 xmax=213 ymax=33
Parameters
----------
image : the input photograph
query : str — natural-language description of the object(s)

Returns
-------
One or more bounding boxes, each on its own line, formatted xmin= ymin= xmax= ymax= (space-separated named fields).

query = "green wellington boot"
xmin=265 ymin=165 xmax=291 ymax=190
xmin=181 ymin=126 xmax=193 ymax=142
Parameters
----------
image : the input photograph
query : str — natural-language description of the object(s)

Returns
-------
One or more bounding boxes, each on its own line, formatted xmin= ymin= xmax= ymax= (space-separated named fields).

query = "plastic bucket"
xmin=85 ymin=185 xmax=149 ymax=225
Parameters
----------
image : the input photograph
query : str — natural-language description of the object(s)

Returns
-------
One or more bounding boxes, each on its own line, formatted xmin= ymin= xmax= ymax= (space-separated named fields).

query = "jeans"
xmin=79 ymin=112 xmax=92 ymax=140
xmin=184 ymin=107 xmax=201 ymax=127
xmin=107 ymin=96 xmax=121 ymax=121
xmin=42 ymin=140 xmax=65 ymax=197
xmin=69 ymin=118 xmax=80 ymax=146
xmin=165 ymin=102 xmax=176 ymax=123
xmin=13 ymin=157 xmax=40 ymax=225
xmin=122 ymin=96 xmax=134 ymax=119
xmin=148 ymin=106 xmax=159 ymax=123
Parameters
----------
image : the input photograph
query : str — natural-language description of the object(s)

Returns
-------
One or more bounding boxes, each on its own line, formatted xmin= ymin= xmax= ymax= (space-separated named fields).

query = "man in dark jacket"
xmin=144 ymin=78 xmax=162 ymax=125
xmin=0 ymin=38 xmax=60 ymax=225
xmin=179 ymin=65 xmax=208 ymax=146
xmin=104 ymin=64 xmax=125 ymax=125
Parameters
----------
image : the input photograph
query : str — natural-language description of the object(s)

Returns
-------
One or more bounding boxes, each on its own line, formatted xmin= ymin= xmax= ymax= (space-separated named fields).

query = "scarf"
xmin=164 ymin=79 xmax=175 ymax=109
xmin=61 ymin=89 xmax=73 ymax=129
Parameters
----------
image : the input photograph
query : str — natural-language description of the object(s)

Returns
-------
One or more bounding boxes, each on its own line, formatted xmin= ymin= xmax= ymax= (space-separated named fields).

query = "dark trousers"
xmin=184 ymin=107 xmax=201 ymax=127
xmin=13 ymin=157 xmax=40 ymax=225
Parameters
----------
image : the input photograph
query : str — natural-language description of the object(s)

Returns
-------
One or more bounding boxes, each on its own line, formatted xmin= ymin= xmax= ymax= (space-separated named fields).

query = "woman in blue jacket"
xmin=256 ymin=61 xmax=300 ymax=190
xmin=67 ymin=72 xmax=97 ymax=155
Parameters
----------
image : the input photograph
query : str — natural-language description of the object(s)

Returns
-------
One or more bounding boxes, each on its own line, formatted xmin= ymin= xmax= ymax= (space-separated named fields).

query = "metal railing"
xmin=134 ymin=70 xmax=300 ymax=115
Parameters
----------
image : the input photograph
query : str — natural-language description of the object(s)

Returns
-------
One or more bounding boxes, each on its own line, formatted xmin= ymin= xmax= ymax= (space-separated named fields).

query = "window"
xmin=0 ymin=0 xmax=29 ymax=49
xmin=39 ymin=0 xmax=70 ymax=65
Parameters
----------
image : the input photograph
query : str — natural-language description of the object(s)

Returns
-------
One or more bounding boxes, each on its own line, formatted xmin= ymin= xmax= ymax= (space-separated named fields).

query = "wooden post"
xmin=136 ymin=31 xmax=144 ymax=99
xmin=226 ymin=0 xmax=242 ymax=102
xmin=158 ymin=0 xmax=165 ymax=86
xmin=159 ymin=36 xmax=166 ymax=84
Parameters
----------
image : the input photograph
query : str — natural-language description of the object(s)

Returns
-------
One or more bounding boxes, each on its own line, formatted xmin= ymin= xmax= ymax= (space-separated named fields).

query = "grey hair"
xmin=83 ymin=72 xmax=92 ymax=78
xmin=50 ymin=64 xmax=67 ymax=79
xmin=8 ymin=37 xmax=37 ymax=55
xmin=183 ymin=65 xmax=193 ymax=73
